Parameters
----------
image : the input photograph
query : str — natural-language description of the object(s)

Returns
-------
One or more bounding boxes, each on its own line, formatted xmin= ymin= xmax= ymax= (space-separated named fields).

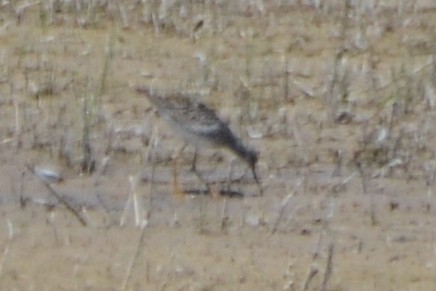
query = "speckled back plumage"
xmin=149 ymin=93 xmax=238 ymax=147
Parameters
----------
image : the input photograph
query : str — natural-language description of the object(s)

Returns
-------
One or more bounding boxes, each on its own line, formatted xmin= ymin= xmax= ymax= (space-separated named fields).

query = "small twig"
xmin=145 ymin=160 xmax=156 ymax=223
xmin=121 ymin=221 xmax=148 ymax=290
xmin=292 ymin=79 xmax=315 ymax=98
xmin=197 ymin=194 xmax=208 ymax=234
xmin=47 ymin=212 xmax=60 ymax=245
xmin=145 ymin=127 xmax=157 ymax=223
xmin=15 ymin=1 xmax=40 ymax=23
xmin=19 ymin=169 xmax=26 ymax=208
xmin=332 ymin=149 xmax=343 ymax=177
xmin=225 ymin=158 xmax=236 ymax=193
xmin=130 ymin=175 xmax=143 ymax=227
xmin=271 ymin=181 xmax=301 ymax=234
xmin=12 ymin=88 xmax=21 ymax=149
xmin=341 ymin=171 xmax=358 ymax=185
xmin=42 ymin=181 xmax=87 ymax=226
xmin=331 ymin=171 xmax=358 ymax=193
xmin=356 ymin=162 xmax=368 ymax=195
xmin=270 ymin=193 xmax=294 ymax=234
xmin=355 ymin=163 xmax=378 ymax=225
xmin=94 ymin=157 xmax=116 ymax=224
xmin=312 ymin=231 xmax=324 ymax=260
xmin=120 ymin=189 xmax=132 ymax=227
xmin=0 ymin=220 xmax=14 ymax=280
xmin=118 ymin=3 xmax=129 ymax=28
xmin=81 ymin=92 xmax=94 ymax=174
xmin=301 ymin=265 xmax=319 ymax=291
xmin=25 ymin=165 xmax=87 ymax=226
xmin=320 ymin=243 xmax=335 ymax=291
xmin=220 ymin=198 xmax=230 ymax=231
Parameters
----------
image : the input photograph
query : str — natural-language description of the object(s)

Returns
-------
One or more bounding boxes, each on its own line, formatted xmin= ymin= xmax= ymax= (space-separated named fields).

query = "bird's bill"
xmin=251 ymin=165 xmax=263 ymax=196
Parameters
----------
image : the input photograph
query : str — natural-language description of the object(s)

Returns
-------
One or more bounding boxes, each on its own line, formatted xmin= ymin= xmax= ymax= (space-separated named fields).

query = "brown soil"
xmin=0 ymin=1 xmax=436 ymax=290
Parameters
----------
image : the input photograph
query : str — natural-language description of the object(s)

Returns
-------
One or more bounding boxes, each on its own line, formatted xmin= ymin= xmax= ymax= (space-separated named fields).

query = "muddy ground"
xmin=0 ymin=1 xmax=436 ymax=290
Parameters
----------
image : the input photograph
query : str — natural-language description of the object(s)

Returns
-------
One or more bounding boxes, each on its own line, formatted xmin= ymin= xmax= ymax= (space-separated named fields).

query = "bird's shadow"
xmin=183 ymin=188 xmax=244 ymax=198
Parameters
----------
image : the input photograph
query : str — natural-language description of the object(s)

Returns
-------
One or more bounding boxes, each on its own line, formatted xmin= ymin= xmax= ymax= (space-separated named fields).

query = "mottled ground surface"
xmin=0 ymin=1 xmax=436 ymax=290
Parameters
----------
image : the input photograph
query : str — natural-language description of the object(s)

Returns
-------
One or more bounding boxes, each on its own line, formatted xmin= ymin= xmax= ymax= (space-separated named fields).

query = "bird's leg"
xmin=190 ymin=149 xmax=212 ymax=195
xmin=172 ymin=144 xmax=187 ymax=196
xmin=238 ymin=165 xmax=263 ymax=197
xmin=192 ymin=169 xmax=212 ymax=195
xmin=172 ymin=153 xmax=183 ymax=196
xmin=190 ymin=149 xmax=198 ymax=172
xmin=225 ymin=158 xmax=236 ymax=193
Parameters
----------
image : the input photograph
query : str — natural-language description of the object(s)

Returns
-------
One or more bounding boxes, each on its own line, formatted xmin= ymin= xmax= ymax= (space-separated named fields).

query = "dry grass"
xmin=0 ymin=0 xmax=435 ymax=290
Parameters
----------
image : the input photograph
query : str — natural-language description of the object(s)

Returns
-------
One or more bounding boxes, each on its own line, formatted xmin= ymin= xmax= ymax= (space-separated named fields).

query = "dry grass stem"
xmin=26 ymin=164 xmax=87 ymax=226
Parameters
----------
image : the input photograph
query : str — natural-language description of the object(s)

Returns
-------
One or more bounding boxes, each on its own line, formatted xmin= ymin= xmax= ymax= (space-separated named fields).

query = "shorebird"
xmin=136 ymin=86 xmax=262 ymax=196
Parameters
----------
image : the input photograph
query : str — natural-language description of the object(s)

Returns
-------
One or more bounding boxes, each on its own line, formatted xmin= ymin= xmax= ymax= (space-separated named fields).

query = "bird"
xmin=136 ymin=86 xmax=263 ymax=196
